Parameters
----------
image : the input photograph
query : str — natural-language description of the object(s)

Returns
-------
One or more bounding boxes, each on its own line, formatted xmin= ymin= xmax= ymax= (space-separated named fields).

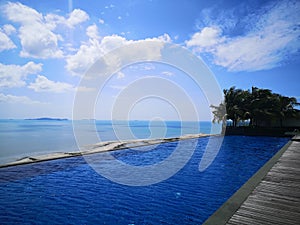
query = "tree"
xmin=211 ymin=86 xmax=299 ymax=127
xmin=277 ymin=95 xmax=300 ymax=127
xmin=223 ymin=87 xmax=246 ymax=127
xmin=211 ymin=102 xmax=226 ymax=124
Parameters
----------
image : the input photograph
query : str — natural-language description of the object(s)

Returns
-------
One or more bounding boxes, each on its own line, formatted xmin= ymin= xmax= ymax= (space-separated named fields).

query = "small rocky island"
xmin=25 ymin=118 xmax=69 ymax=121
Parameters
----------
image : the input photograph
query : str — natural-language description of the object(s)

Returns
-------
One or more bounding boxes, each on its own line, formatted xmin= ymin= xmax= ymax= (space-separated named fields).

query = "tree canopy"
xmin=211 ymin=86 xmax=300 ymax=127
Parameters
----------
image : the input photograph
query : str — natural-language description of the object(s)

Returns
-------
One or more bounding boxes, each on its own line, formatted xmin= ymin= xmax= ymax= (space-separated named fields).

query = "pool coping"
xmin=203 ymin=138 xmax=293 ymax=225
xmin=0 ymin=133 xmax=214 ymax=168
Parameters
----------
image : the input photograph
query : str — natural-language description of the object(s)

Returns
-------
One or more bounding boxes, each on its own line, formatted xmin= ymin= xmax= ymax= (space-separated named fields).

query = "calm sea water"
xmin=0 ymin=119 xmax=221 ymax=164
xmin=0 ymin=135 xmax=288 ymax=224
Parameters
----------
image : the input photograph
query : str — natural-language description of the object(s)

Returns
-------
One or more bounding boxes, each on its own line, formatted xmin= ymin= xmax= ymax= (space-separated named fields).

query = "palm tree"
xmin=211 ymin=102 xmax=227 ymax=124
xmin=277 ymin=95 xmax=300 ymax=127
xmin=223 ymin=87 xmax=245 ymax=127
xmin=211 ymin=86 xmax=299 ymax=128
xmin=250 ymin=87 xmax=275 ymax=127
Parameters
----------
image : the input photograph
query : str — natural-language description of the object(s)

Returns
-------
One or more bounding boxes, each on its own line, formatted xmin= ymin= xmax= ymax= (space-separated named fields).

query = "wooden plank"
xmin=244 ymin=195 xmax=300 ymax=213
xmin=231 ymin=209 xmax=296 ymax=225
xmin=240 ymin=202 xmax=300 ymax=219
xmin=225 ymin=140 xmax=300 ymax=224
xmin=228 ymin=214 xmax=274 ymax=225
xmin=251 ymin=190 xmax=300 ymax=204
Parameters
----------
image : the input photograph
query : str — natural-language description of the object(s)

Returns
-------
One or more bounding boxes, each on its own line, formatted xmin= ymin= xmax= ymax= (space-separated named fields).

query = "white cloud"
xmin=3 ymin=2 xmax=89 ymax=59
xmin=66 ymin=28 xmax=171 ymax=76
xmin=0 ymin=62 xmax=42 ymax=88
xmin=20 ymin=24 xmax=63 ymax=58
xmin=187 ymin=0 xmax=300 ymax=72
xmin=43 ymin=13 xmax=64 ymax=30
xmin=44 ymin=9 xmax=89 ymax=30
xmin=0 ymin=29 xmax=16 ymax=52
xmin=86 ymin=24 xmax=100 ymax=39
xmin=116 ymin=71 xmax=125 ymax=79
xmin=65 ymin=37 xmax=105 ymax=76
xmin=157 ymin=33 xmax=171 ymax=43
xmin=0 ymin=93 xmax=42 ymax=104
xmin=161 ymin=71 xmax=173 ymax=76
xmin=128 ymin=63 xmax=156 ymax=71
xmin=3 ymin=24 xmax=16 ymax=35
xmin=66 ymin=9 xmax=89 ymax=28
xmin=65 ymin=31 xmax=124 ymax=76
xmin=28 ymin=75 xmax=74 ymax=93
xmin=99 ymin=19 xmax=105 ymax=24
xmin=23 ymin=61 xmax=43 ymax=74
xmin=143 ymin=63 xmax=156 ymax=71
xmin=105 ymin=4 xmax=115 ymax=9
xmin=110 ymin=85 xmax=126 ymax=90
xmin=186 ymin=26 xmax=224 ymax=51
xmin=3 ymin=2 xmax=63 ymax=58
xmin=100 ymin=35 xmax=128 ymax=52
xmin=76 ymin=86 xmax=95 ymax=92
xmin=213 ymin=35 xmax=283 ymax=71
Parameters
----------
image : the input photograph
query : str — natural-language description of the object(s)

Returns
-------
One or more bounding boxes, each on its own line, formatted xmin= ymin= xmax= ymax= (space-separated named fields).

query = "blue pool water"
xmin=0 ymin=136 xmax=288 ymax=224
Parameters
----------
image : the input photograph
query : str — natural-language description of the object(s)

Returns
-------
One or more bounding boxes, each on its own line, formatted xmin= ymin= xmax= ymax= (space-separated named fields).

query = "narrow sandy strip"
xmin=0 ymin=133 xmax=212 ymax=168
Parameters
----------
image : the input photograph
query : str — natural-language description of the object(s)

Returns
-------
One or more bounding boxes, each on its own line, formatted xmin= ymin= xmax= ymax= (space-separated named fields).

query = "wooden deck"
xmin=204 ymin=135 xmax=300 ymax=225
xmin=227 ymin=136 xmax=300 ymax=225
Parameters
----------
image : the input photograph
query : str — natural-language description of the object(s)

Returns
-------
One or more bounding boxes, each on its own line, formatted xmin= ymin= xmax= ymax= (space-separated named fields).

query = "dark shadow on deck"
xmin=225 ymin=126 xmax=300 ymax=137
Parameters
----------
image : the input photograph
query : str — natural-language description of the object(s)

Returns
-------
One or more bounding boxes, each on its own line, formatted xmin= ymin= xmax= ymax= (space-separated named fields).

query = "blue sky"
xmin=0 ymin=0 xmax=299 ymax=120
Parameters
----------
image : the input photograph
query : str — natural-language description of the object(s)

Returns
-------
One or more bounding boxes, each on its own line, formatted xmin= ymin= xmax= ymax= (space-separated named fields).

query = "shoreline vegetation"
xmin=211 ymin=86 xmax=300 ymax=136
xmin=0 ymin=133 xmax=212 ymax=168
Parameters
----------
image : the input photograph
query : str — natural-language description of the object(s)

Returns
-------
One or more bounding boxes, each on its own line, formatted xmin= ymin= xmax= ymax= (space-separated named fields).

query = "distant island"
xmin=25 ymin=118 xmax=69 ymax=121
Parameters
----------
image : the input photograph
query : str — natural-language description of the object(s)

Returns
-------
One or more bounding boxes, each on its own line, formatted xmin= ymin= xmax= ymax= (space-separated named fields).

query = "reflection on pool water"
xmin=0 ymin=136 xmax=288 ymax=224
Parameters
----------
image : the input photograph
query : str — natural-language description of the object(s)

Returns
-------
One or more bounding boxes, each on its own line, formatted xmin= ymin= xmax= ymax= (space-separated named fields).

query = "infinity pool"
xmin=0 ymin=136 xmax=288 ymax=224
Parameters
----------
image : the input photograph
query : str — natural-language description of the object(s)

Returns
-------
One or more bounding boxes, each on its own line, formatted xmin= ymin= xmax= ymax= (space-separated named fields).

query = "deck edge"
xmin=203 ymin=138 xmax=292 ymax=225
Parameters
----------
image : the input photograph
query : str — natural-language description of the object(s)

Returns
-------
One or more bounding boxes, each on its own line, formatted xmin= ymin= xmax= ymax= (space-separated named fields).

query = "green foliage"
xmin=211 ymin=86 xmax=300 ymax=127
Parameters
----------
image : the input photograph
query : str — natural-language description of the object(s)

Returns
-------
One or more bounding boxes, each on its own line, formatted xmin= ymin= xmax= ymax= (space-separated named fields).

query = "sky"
xmin=0 ymin=0 xmax=299 ymax=120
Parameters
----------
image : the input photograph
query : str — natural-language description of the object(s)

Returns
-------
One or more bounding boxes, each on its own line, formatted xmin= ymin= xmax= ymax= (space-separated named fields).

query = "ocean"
xmin=0 ymin=119 xmax=221 ymax=164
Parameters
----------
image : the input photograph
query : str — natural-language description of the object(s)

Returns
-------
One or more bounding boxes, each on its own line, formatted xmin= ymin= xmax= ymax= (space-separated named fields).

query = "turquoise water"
xmin=0 ymin=136 xmax=288 ymax=224
xmin=0 ymin=120 xmax=220 ymax=164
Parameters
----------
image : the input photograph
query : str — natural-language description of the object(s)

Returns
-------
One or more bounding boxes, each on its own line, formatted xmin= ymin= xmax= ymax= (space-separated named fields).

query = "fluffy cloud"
xmin=186 ymin=26 xmax=224 ymax=51
xmin=99 ymin=35 xmax=128 ymax=52
xmin=186 ymin=0 xmax=300 ymax=72
xmin=28 ymin=75 xmax=74 ymax=93
xmin=0 ymin=29 xmax=16 ymax=52
xmin=20 ymin=24 xmax=63 ymax=58
xmin=86 ymin=24 xmax=100 ymax=39
xmin=45 ymin=9 xmax=89 ymax=29
xmin=67 ymin=9 xmax=89 ymax=28
xmin=0 ymin=93 xmax=42 ymax=104
xmin=3 ymin=2 xmax=89 ymax=59
xmin=3 ymin=2 xmax=63 ymax=58
xmin=65 ymin=24 xmax=128 ymax=76
xmin=0 ymin=62 xmax=42 ymax=88
xmin=66 ymin=24 xmax=171 ymax=76
xmin=3 ymin=24 xmax=16 ymax=35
